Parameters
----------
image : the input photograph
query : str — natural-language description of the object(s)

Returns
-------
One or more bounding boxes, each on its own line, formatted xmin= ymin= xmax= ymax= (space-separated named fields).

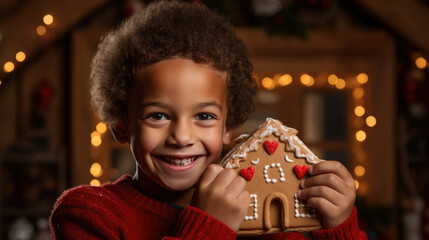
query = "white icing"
xmin=244 ymin=194 xmax=258 ymax=221
xmin=251 ymin=158 xmax=260 ymax=165
xmin=287 ymin=136 xmax=318 ymax=164
xmin=285 ymin=154 xmax=294 ymax=162
xmin=225 ymin=162 xmax=233 ymax=168
xmin=263 ymin=163 xmax=286 ymax=183
xmin=294 ymin=194 xmax=316 ymax=218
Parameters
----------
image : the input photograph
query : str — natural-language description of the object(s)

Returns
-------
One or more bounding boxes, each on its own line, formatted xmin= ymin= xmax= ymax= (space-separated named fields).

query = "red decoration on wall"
xmin=240 ymin=166 xmax=255 ymax=181
xmin=263 ymin=140 xmax=278 ymax=155
xmin=294 ymin=165 xmax=309 ymax=179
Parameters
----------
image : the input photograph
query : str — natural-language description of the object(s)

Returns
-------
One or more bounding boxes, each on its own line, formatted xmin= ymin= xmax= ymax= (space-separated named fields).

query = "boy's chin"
xmin=161 ymin=180 xmax=197 ymax=192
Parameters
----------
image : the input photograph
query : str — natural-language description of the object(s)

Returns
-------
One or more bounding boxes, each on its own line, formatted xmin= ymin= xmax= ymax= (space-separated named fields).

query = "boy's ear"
xmin=223 ymin=128 xmax=232 ymax=145
xmin=111 ymin=121 xmax=129 ymax=144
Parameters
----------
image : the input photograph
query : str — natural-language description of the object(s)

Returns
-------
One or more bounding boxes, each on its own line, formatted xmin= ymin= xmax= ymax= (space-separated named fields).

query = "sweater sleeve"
xmin=162 ymin=206 xmax=236 ymax=240
xmin=311 ymin=207 xmax=368 ymax=240
xmin=50 ymin=202 xmax=121 ymax=240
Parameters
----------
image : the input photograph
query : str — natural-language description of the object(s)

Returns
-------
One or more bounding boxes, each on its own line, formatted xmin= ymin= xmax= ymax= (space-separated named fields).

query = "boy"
xmin=50 ymin=1 xmax=367 ymax=239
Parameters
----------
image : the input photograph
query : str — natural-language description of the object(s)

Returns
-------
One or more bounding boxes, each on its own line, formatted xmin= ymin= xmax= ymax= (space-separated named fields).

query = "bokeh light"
xmin=96 ymin=122 xmax=107 ymax=134
xmin=278 ymin=74 xmax=292 ymax=86
xmin=15 ymin=51 xmax=26 ymax=62
xmin=90 ymin=162 xmax=103 ymax=178
xmin=357 ymin=73 xmax=368 ymax=84
xmin=354 ymin=106 xmax=365 ymax=117
xmin=90 ymin=179 xmax=101 ymax=186
xmin=354 ymin=165 xmax=366 ymax=177
xmin=43 ymin=14 xmax=54 ymax=25
xmin=366 ymin=116 xmax=377 ymax=127
xmin=356 ymin=130 xmax=367 ymax=142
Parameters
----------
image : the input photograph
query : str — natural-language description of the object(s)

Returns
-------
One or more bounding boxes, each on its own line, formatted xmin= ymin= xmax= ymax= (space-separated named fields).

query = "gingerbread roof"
xmin=220 ymin=118 xmax=320 ymax=168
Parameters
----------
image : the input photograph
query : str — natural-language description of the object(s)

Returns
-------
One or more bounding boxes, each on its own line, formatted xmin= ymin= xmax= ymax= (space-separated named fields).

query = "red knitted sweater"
xmin=50 ymin=175 xmax=367 ymax=240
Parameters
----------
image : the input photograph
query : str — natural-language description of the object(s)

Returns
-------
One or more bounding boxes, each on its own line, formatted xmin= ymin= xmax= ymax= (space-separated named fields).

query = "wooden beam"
xmin=0 ymin=0 xmax=110 ymax=80
xmin=356 ymin=0 xmax=429 ymax=53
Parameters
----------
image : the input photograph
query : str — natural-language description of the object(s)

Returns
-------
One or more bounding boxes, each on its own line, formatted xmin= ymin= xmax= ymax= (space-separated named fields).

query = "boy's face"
xmin=122 ymin=58 xmax=231 ymax=191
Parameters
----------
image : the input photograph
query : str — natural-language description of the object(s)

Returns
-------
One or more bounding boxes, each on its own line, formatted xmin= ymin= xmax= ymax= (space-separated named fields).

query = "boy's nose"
xmin=167 ymin=120 xmax=194 ymax=147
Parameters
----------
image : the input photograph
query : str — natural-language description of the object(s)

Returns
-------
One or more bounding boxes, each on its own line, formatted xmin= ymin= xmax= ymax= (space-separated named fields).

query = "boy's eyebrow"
xmin=139 ymin=102 xmax=222 ymax=112
xmin=195 ymin=102 xmax=223 ymax=112
xmin=139 ymin=102 xmax=171 ymax=111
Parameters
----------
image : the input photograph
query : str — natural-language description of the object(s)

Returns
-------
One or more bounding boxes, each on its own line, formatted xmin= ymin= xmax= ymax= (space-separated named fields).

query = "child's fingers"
xmin=305 ymin=196 xmax=336 ymax=216
xmin=300 ymin=173 xmax=349 ymax=195
xmin=298 ymin=186 xmax=343 ymax=207
xmin=210 ymin=168 xmax=239 ymax=189
xmin=225 ymin=175 xmax=247 ymax=198
xmin=237 ymin=190 xmax=251 ymax=207
xmin=309 ymin=161 xmax=355 ymax=189
xmin=198 ymin=164 xmax=224 ymax=189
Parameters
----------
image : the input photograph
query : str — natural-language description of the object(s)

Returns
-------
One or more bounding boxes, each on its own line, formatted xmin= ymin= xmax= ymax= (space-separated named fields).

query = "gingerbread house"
xmin=220 ymin=118 xmax=323 ymax=235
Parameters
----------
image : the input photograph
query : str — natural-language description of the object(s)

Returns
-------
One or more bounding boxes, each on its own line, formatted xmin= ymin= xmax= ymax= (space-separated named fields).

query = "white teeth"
xmin=162 ymin=156 xmax=197 ymax=166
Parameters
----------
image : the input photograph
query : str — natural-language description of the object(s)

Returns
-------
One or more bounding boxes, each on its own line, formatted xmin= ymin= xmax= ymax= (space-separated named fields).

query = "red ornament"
xmin=294 ymin=165 xmax=309 ymax=179
xmin=264 ymin=140 xmax=278 ymax=155
xmin=240 ymin=166 xmax=255 ymax=181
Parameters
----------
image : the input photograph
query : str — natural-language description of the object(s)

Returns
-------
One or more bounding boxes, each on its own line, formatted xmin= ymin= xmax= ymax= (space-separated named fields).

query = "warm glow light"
xmin=415 ymin=57 xmax=427 ymax=69
xmin=354 ymin=180 xmax=360 ymax=190
xmin=36 ymin=25 xmax=46 ymax=36
xmin=335 ymin=78 xmax=346 ymax=89
xmin=366 ymin=115 xmax=377 ymax=127
xmin=96 ymin=122 xmax=107 ymax=134
xmin=43 ymin=14 xmax=54 ymax=25
xmin=307 ymin=76 xmax=314 ymax=86
xmin=90 ymin=162 xmax=103 ymax=178
xmin=90 ymin=179 xmax=101 ymax=186
xmin=357 ymin=73 xmax=368 ymax=84
xmin=278 ymin=74 xmax=292 ymax=86
xmin=3 ymin=62 xmax=14 ymax=73
xmin=300 ymin=74 xmax=313 ymax=86
xmin=354 ymin=106 xmax=365 ymax=117
xmin=353 ymin=87 xmax=364 ymax=99
xmin=15 ymin=51 xmax=26 ymax=62
xmin=354 ymin=165 xmax=366 ymax=177
xmin=0 ymin=80 xmax=2 ymax=86
xmin=328 ymin=74 xmax=338 ymax=85
xmin=356 ymin=130 xmax=367 ymax=142
xmin=91 ymin=135 xmax=102 ymax=147
xmin=91 ymin=131 xmax=101 ymax=138
xmin=262 ymin=77 xmax=275 ymax=90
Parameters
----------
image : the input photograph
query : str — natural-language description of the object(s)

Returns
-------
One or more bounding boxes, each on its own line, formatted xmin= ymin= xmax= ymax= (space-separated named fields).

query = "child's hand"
xmin=192 ymin=164 xmax=250 ymax=232
xmin=298 ymin=161 xmax=356 ymax=228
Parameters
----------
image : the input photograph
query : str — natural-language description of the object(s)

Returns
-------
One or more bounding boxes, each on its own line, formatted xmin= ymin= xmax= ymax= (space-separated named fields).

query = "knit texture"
xmin=50 ymin=174 xmax=367 ymax=240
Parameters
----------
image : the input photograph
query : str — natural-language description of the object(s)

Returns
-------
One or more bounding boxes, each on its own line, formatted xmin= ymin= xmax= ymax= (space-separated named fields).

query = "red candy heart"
xmin=240 ymin=166 xmax=255 ymax=181
xmin=294 ymin=165 xmax=309 ymax=179
xmin=263 ymin=140 xmax=278 ymax=155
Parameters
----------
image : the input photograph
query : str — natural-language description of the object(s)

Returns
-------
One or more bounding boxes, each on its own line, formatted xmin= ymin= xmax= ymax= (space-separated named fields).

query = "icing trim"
xmin=244 ymin=194 xmax=258 ymax=221
xmin=294 ymin=194 xmax=316 ymax=218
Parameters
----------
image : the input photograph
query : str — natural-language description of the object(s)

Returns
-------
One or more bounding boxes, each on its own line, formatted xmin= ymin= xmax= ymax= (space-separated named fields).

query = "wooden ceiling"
xmin=356 ymin=0 xmax=429 ymax=54
xmin=0 ymin=0 xmax=110 ymax=80
xmin=0 ymin=0 xmax=429 ymax=82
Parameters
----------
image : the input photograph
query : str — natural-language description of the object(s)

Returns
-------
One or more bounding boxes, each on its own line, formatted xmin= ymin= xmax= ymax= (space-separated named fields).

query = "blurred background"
xmin=0 ymin=0 xmax=428 ymax=239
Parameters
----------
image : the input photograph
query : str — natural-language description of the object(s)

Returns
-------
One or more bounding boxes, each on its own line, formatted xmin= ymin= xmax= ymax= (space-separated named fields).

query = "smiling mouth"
xmin=158 ymin=156 xmax=200 ymax=166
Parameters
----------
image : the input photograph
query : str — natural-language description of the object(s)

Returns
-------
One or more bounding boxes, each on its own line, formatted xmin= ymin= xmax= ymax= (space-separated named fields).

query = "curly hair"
xmin=90 ymin=0 xmax=256 ymax=129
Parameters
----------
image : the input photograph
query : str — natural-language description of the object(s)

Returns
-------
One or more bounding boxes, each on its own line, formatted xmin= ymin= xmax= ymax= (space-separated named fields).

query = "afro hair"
xmin=90 ymin=0 xmax=256 ymax=129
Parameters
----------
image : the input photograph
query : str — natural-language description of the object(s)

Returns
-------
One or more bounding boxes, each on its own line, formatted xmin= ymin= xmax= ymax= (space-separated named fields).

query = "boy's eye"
xmin=147 ymin=113 xmax=168 ymax=121
xmin=195 ymin=113 xmax=216 ymax=121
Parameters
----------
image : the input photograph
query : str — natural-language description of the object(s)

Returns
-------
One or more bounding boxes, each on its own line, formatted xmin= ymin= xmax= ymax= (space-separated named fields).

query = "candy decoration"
xmin=240 ymin=166 xmax=255 ymax=181
xmin=293 ymin=165 xmax=309 ymax=179
xmin=263 ymin=140 xmax=278 ymax=155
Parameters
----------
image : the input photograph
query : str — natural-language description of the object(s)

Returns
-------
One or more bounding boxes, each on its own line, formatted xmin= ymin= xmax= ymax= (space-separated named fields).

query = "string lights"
xmin=89 ymin=122 xmax=107 ymax=186
xmin=0 ymin=13 xmax=54 ymax=87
